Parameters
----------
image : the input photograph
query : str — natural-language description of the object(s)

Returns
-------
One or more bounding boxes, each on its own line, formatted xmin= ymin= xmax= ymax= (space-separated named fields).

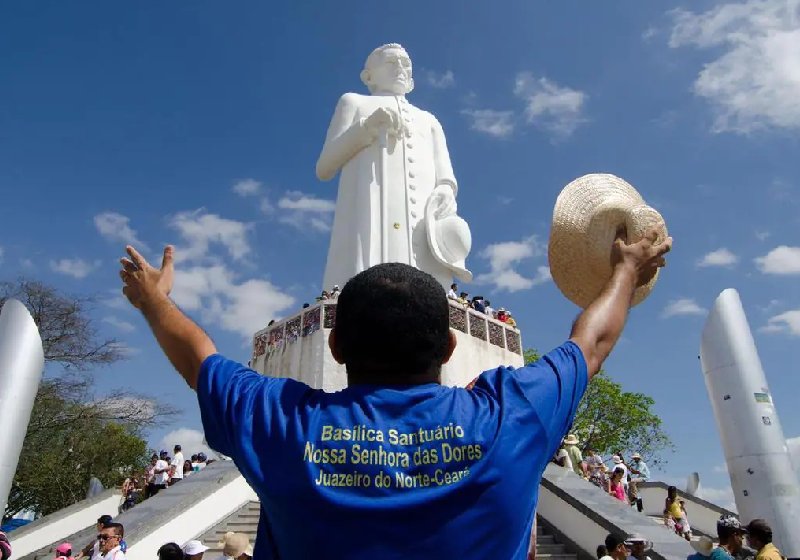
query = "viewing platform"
xmin=250 ymin=300 xmax=524 ymax=390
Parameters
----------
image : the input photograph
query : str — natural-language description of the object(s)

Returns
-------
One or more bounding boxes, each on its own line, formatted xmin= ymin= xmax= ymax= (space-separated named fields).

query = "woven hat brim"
xmin=548 ymin=174 xmax=667 ymax=309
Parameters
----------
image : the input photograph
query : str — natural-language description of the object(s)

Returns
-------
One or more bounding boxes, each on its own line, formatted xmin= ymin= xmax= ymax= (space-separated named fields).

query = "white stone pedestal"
xmin=250 ymin=301 xmax=525 ymax=390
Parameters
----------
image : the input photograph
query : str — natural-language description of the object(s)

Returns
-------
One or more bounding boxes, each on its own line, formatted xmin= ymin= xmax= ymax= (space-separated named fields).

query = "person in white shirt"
xmin=151 ymin=451 xmax=170 ymax=494
xmin=446 ymin=283 xmax=458 ymax=301
xmin=182 ymin=540 xmax=209 ymax=560
xmin=97 ymin=523 xmax=125 ymax=560
xmin=554 ymin=447 xmax=573 ymax=472
xmin=484 ymin=300 xmax=495 ymax=318
xmin=170 ymin=445 xmax=185 ymax=485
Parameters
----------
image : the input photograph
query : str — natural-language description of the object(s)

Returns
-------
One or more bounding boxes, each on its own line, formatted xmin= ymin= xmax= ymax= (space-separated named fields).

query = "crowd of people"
xmin=552 ymin=434 xmax=651 ymax=513
xmin=44 ymin=516 xmax=253 ymax=560
xmin=117 ymin=444 xmax=213 ymax=513
xmin=446 ymin=283 xmax=517 ymax=326
xmin=594 ymin=515 xmax=784 ymax=560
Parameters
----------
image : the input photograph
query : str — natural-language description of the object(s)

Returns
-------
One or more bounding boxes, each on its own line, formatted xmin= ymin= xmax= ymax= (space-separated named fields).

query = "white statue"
xmin=316 ymin=43 xmax=472 ymax=290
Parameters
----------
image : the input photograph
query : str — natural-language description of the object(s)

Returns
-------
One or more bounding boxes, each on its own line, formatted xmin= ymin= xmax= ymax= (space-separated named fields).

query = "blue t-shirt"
xmin=197 ymin=341 xmax=587 ymax=560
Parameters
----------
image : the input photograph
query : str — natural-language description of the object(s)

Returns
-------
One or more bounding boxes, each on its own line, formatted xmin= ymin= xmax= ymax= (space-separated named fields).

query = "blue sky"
xmin=2 ymin=1 xmax=799 ymax=509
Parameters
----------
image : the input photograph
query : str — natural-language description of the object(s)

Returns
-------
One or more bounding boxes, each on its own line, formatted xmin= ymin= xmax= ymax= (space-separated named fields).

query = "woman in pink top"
xmin=609 ymin=467 xmax=627 ymax=502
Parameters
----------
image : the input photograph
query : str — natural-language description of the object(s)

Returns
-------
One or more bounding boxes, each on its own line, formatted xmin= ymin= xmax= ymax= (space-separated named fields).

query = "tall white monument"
xmin=700 ymin=289 xmax=800 ymax=557
xmin=316 ymin=43 xmax=472 ymax=290
xmin=251 ymin=44 xmax=523 ymax=389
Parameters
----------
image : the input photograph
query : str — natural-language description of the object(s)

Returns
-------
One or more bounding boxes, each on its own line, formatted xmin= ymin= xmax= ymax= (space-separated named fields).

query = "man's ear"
xmin=328 ymin=328 xmax=345 ymax=364
xmin=441 ymin=330 xmax=457 ymax=364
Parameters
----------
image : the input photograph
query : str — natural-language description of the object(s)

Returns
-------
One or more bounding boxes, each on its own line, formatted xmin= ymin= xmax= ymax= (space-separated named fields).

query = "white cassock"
xmin=316 ymin=92 xmax=459 ymax=290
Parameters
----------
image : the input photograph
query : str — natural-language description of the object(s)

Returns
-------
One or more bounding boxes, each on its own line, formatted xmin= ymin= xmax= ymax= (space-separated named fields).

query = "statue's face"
xmin=368 ymin=47 xmax=412 ymax=94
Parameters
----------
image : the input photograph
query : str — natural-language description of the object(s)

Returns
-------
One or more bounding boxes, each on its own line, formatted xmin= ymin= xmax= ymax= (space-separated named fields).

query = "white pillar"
xmin=0 ymin=299 xmax=44 ymax=516
xmin=700 ymin=289 xmax=800 ymax=557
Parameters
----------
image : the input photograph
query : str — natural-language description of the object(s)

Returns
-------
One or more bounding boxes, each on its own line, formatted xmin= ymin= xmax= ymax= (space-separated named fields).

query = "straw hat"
xmin=548 ymin=174 xmax=668 ymax=309
xmin=690 ymin=536 xmax=714 ymax=557
xmin=218 ymin=532 xmax=253 ymax=557
xmin=425 ymin=197 xmax=473 ymax=283
xmin=563 ymin=434 xmax=579 ymax=446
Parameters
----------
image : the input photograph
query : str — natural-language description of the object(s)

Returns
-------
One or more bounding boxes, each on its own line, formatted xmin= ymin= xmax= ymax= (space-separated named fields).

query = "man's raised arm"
xmin=570 ymin=229 xmax=672 ymax=378
xmin=119 ymin=246 xmax=216 ymax=390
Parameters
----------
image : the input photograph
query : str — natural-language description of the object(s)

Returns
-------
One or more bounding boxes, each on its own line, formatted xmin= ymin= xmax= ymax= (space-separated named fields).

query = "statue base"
xmin=250 ymin=300 xmax=525 ymax=390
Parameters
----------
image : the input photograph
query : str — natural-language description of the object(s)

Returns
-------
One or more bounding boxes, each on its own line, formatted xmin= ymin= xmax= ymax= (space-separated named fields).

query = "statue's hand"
xmin=429 ymin=184 xmax=457 ymax=219
xmin=363 ymin=107 xmax=404 ymax=142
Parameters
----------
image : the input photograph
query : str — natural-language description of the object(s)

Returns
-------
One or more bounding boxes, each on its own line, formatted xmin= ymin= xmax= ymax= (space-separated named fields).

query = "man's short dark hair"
xmin=157 ymin=543 xmax=183 ymax=560
xmin=605 ymin=533 xmax=624 ymax=552
xmin=746 ymin=519 xmax=772 ymax=545
xmin=174 ymin=444 xmax=181 ymax=452
xmin=104 ymin=522 xmax=124 ymax=538
xmin=334 ymin=263 xmax=450 ymax=381
xmin=97 ymin=515 xmax=113 ymax=526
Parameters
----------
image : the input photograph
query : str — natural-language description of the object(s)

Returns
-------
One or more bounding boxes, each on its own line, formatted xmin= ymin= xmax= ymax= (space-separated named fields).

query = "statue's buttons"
xmin=393 ymin=222 xmax=401 ymax=230
xmin=408 ymin=157 xmax=414 ymax=163
xmin=407 ymin=143 xmax=413 ymax=149
xmin=409 ymin=171 xmax=415 ymax=178
xmin=409 ymin=184 xmax=416 ymax=190
xmin=410 ymin=197 xmax=416 ymax=203
xmin=411 ymin=211 xmax=417 ymax=218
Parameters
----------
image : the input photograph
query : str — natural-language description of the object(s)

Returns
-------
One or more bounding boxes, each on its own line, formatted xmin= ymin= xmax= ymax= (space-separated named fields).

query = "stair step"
xmin=536 ymin=544 xmax=567 ymax=554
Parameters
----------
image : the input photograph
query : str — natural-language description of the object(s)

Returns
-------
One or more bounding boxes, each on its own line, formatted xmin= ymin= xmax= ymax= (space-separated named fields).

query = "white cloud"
xmin=461 ymin=109 xmax=515 ymax=138
xmin=761 ymin=309 xmax=800 ymax=336
xmin=159 ymin=428 xmax=220 ymax=459
xmin=475 ymin=236 xmax=550 ymax=292
xmin=698 ymin=484 xmax=737 ymax=512
xmin=276 ymin=191 xmax=336 ymax=232
xmin=94 ymin=212 xmax=148 ymax=250
xmin=172 ymin=264 xmax=295 ymax=339
xmin=697 ymin=248 xmax=739 ymax=267
xmin=669 ymin=0 xmax=800 ymax=133
xmin=232 ymin=178 xmax=262 ymax=197
xmin=103 ymin=316 xmax=136 ymax=333
xmin=755 ymin=246 xmax=800 ymax=274
xmin=169 ymin=210 xmax=252 ymax=263
xmin=50 ymin=258 xmax=99 ymax=279
xmin=424 ymin=69 xmax=455 ymax=89
xmin=514 ymin=72 xmax=587 ymax=139
xmin=662 ymin=298 xmax=707 ymax=318
xmin=755 ymin=230 xmax=771 ymax=241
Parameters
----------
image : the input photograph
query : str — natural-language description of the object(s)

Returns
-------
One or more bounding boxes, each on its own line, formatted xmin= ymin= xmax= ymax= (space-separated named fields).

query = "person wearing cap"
xmin=624 ymin=534 xmax=653 ymax=560
xmin=119 ymin=220 xmax=671 ymax=558
xmin=746 ymin=519 xmax=782 ymax=560
xmin=600 ymin=534 xmax=629 ymax=560
xmin=182 ymin=540 xmax=210 ymax=560
xmin=689 ymin=536 xmax=715 ymax=560
xmin=627 ymin=452 xmax=649 ymax=511
xmin=77 ymin=515 xmax=113 ymax=560
xmin=215 ymin=532 xmax=253 ymax=560
xmin=563 ymin=434 xmax=585 ymax=477
xmin=712 ymin=515 xmax=750 ymax=560
xmin=55 ymin=542 xmax=75 ymax=560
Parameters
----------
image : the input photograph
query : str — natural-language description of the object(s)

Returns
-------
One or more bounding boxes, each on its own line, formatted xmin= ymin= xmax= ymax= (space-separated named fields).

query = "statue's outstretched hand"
xmin=364 ymin=107 xmax=405 ymax=141
xmin=429 ymin=184 xmax=457 ymax=219
xmin=120 ymin=245 xmax=175 ymax=309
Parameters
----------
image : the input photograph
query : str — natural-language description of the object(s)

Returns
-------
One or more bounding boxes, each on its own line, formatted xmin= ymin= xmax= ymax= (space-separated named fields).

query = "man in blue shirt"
xmin=118 ymin=228 xmax=671 ymax=560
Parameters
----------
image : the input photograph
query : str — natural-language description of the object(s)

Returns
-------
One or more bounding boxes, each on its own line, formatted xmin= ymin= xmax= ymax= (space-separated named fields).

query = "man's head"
xmin=361 ymin=43 xmax=414 ymax=95
xmin=631 ymin=452 xmax=642 ymax=463
xmin=97 ymin=523 xmax=123 ymax=554
xmin=150 ymin=453 xmax=158 ymax=465
xmin=157 ymin=543 xmax=183 ymax=560
xmin=624 ymin=534 xmax=650 ymax=559
xmin=159 ymin=449 xmax=169 ymax=460
xmin=746 ymin=519 xmax=772 ymax=551
xmin=450 ymin=283 xmax=457 ymax=291
xmin=330 ymin=263 xmax=456 ymax=384
xmin=96 ymin=515 xmax=112 ymax=532
xmin=604 ymin=533 xmax=629 ymax=560
xmin=174 ymin=444 xmax=181 ymax=454
xmin=717 ymin=515 xmax=747 ymax=550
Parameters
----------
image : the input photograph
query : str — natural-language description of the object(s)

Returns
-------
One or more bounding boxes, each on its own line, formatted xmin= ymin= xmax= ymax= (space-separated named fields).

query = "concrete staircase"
xmin=196 ymin=502 xmax=577 ymax=560
xmin=535 ymin=522 xmax=579 ymax=560
xmin=197 ymin=501 xmax=260 ymax=556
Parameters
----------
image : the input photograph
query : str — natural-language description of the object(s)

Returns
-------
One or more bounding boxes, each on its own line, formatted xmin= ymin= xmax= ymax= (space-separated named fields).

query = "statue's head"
xmin=360 ymin=43 xmax=414 ymax=95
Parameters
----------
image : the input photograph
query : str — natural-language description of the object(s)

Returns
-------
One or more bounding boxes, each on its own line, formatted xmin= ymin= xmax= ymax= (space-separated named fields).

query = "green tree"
xmin=1 ymin=279 xmax=176 ymax=521
xmin=524 ymin=348 xmax=672 ymax=466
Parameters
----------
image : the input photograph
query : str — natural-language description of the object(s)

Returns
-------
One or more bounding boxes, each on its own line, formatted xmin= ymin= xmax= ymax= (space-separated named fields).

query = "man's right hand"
xmin=611 ymin=227 xmax=672 ymax=287
xmin=120 ymin=245 xmax=174 ymax=309
xmin=363 ymin=106 xmax=404 ymax=141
